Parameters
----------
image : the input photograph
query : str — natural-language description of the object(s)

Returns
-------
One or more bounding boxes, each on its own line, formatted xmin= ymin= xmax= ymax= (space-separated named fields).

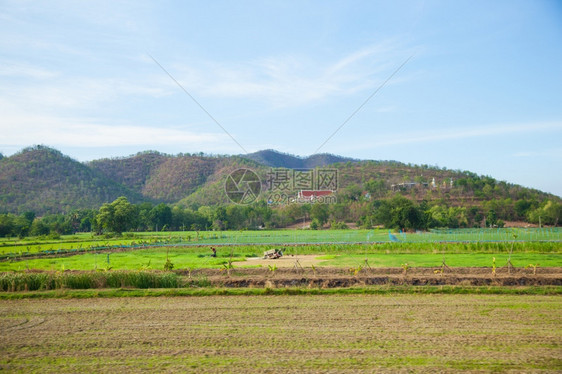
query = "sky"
xmin=1 ymin=0 xmax=561 ymax=196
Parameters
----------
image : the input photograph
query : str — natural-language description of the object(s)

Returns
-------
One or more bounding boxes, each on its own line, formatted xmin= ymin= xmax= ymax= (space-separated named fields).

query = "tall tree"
xmin=96 ymin=196 xmax=136 ymax=234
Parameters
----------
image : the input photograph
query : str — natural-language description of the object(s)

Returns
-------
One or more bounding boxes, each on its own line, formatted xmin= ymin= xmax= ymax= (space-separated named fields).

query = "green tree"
xmin=528 ymin=200 xmax=561 ymax=226
xmin=486 ymin=209 xmax=497 ymax=227
xmin=342 ymin=183 xmax=362 ymax=202
xmin=150 ymin=203 xmax=172 ymax=231
xmin=373 ymin=195 xmax=423 ymax=230
xmin=389 ymin=195 xmax=422 ymax=230
xmin=309 ymin=218 xmax=320 ymax=230
xmin=310 ymin=203 xmax=329 ymax=227
xmin=30 ymin=219 xmax=50 ymax=236
xmin=0 ymin=214 xmax=14 ymax=237
xmin=96 ymin=196 xmax=136 ymax=234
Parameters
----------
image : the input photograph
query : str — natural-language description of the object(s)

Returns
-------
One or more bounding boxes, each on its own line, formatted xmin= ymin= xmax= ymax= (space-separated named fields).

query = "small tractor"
xmin=263 ymin=249 xmax=283 ymax=259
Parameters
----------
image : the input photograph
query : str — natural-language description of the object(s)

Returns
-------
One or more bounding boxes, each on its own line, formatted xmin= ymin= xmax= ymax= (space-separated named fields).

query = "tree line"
xmin=0 ymin=193 xmax=560 ymax=238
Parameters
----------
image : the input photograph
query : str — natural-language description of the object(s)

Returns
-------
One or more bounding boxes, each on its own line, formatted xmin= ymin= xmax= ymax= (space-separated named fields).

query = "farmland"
xmin=1 ymin=247 xmax=561 ymax=273
xmin=0 ymin=228 xmax=560 ymax=288
xmin=1 ymin=228 xmax=560 ymax=372
xmin=1 ymin=228 xmax=560 ymax=256
xmin=1 ymin=294 xmax=560 ymax=372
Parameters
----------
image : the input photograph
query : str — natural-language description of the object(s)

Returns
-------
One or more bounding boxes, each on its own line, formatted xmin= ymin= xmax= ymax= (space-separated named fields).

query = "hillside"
xmin=88 ymin=151 xmax=169 ymax=195
xmin=89 ymin=152 xmax=260 ymax=203
xmin=0 ymin=146 xmax=142 ymax=215
xmin=242 ymin=149 xmax=357 ymax=168
xmin=0 ymin=147 xmax=559 ymax=222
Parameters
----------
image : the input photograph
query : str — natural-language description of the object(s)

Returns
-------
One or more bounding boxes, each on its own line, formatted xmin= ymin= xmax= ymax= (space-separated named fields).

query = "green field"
xmin=0 ymin=228 xmax=560 ymax=275
xmin=1 ymin=227 xmax=560 ymax=256
xmin=1 ymin=248 xmax=561 ymax=272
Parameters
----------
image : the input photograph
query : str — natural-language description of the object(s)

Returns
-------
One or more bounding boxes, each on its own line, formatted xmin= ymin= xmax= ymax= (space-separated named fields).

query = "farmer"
xmin=211 ymin=247 xmax=217 ymax=257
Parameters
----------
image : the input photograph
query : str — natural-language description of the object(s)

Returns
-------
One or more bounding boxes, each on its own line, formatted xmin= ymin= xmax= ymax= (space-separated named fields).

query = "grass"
xmin=0 ymin=285 xmax=561 ymax=299
xmin=0 ymin=271 xmax=180 ymax=292
xmin=0 ymin=248 xmax=257 ymax=271
xmin=1 ymin=246 xmax=560 ymax=271
xmin=320 ymin=253 xmax=562 ymax=268
xmin=1 ymin=227 xmax=560 ymax=256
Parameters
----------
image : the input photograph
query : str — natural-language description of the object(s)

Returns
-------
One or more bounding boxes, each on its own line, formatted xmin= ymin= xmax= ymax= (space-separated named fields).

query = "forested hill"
xmin=242 ymin=149 xmax=356 ymax=168
xmin=88 ymin=152 xmax=258 ymax=203
xmin=0 ymin=146 xmax=559 ymax=221
xmin=0 ymin=146 xmax=142 ymax=214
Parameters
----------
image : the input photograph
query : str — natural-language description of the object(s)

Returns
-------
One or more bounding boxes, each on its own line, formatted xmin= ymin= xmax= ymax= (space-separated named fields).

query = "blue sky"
xmin=1 ymin=0 xmax=561 ymax=196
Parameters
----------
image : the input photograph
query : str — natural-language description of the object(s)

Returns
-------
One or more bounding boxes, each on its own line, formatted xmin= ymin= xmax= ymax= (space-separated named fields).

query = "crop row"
xmin=3 ymin=241 xmax=561 ymax=262
xmin=0 ymin=271 xmax=180 ymax=292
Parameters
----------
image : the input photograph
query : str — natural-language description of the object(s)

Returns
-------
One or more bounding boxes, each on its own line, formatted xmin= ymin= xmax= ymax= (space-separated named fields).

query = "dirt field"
xmin=184 ymin=266 xmax=562 ymax=288
xmin=1 ymin=294 xmax=560 ymax=373
xmin=246 ymin=254 xmax=322 ymax=267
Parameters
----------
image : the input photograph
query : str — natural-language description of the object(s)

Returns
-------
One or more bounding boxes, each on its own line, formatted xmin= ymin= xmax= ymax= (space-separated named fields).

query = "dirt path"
xmin=245 ymin=254 xmax=322 ymax=267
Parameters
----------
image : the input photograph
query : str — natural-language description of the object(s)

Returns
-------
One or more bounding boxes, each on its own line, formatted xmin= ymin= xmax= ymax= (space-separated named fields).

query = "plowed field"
xmin=1 ymin=294 xmax=560 ymax=373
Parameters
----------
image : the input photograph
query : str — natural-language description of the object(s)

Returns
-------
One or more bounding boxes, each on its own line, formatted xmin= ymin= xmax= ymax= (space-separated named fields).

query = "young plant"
xmin=492 ymin=257 xmax=496 ymax=276
xmin=401 ymin=263 xmax=410 ymax=275
xmin=525 ymin=263 xmax=539 ymax=275
xmin=348 ymin=265 xmax=362 ymax=276
xmin=507 ymin=231 xmax=517 ymax=274
xmin=221 ymin=261 xmax=234 ymax=276
xmin=268 ymin=264 xmax=277 ymax=275
xmin=163 ymin=247 xmax=174 ymax=271
xmin=163 ymin=258 xmax=174 ymax=271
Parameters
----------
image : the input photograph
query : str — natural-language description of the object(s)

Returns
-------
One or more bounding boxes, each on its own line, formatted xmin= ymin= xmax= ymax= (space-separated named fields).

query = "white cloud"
xmin=0 ymin=114 xmax=229 ymax=148
xmin=0 ymin=74 xmax=172 ymax=115
xmin=513 ymin=148 xmax=562 ymax=158
xmin=167 ymin=42 xmax=414 ymax=108
xmin=0 ymin=61 xmax=59 ymax=79
xmin=365 ymin=121 xmax=562 ymax=148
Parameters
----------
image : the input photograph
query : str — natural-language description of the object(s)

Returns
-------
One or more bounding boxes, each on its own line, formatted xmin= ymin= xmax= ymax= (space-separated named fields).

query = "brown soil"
xmin=245 ymin=254 xmax=321 ymax=267
xmin=282 ymin=221 xmax=359 ymax=229
xmin=178 ymin=266 xmax=562 ymax=288
xmin=1 ymin=295 xmax=560 ymax=372
xmin=503 ymin=221 xmax=540 ymax=228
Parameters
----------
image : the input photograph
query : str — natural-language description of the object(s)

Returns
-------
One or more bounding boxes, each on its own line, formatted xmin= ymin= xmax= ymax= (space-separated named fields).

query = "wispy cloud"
xmin=513 ymin=148 xmax=562 ymax=158
xmin=365 ymin=121 xmax=562 ymax=148
xmin=1 ymin=114 xmax=229 ymax=148
xmin=167 ymin=41 xmax=414 ymax=108
xmin=0 ymin=61 xmax=59 ymax=79
xmin=0 ymin=74 xmax=171 ymax=115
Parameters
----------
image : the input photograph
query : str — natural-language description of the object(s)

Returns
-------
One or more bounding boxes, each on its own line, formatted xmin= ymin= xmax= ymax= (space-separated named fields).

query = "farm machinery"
xmin=263 ymin=249 xmax=283 ymax=259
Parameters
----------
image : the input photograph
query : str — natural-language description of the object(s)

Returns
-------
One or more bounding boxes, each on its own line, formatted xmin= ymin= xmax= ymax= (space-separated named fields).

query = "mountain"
xmin=87 ymin=151 xmax=168 ymax=195
xmin=89 ymin=152 xmax=260 ymax=203
xmin=242 ymin=149 xmax=357 ymax=169
xmin=0 ymin=146 xmax=142 ymax=214
xmin=0 ymin=146 xmax=559 ymax=219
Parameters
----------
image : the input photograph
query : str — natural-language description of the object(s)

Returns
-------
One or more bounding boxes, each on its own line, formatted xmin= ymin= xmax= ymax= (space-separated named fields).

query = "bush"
xmin=330 ymin=221 xmax=349 ymax=230
xmin=164 ymin=259 xmax=174 ymax=271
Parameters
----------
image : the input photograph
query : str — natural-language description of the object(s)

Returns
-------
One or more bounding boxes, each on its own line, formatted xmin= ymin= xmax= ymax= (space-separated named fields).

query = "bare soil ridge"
xmin=180 ymin=265 xmax=562 ymax=288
